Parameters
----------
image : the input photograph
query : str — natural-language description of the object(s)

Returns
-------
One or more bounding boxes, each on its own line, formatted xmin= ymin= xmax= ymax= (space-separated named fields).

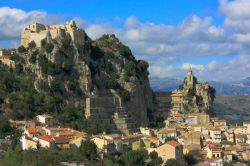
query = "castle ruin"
xmin=21 ymin=20 xmax=86 ymax=47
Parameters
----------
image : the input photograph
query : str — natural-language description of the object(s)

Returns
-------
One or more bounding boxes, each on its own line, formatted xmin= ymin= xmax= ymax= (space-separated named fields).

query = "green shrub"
xmin=14 ymin=64 xmax=23 ymax=74
xmin=41 ymin=39 xmax=46 ymax=47
xmin=29 ymin=51 xmax=38 ymax=63
xmin=28 ymin=41 xmax=36 ymax=49
xmin=45 ymin=43 xmax=54 ymax=53
xmin=106 ymin=77 xmax=119 ymax=89
xmin=119 ymin=45 xmax=134 ymax=61
xmin=62 ymin=62 xmax=73 ymax=74
xmin=17 ymin=45 xmax=27 ymax=53
xmin=125 ymin=61 xmax=137 ymax=77
xmin=89 ymin=62 xmax=100 ymax=76
xmin=50 ymin=80 xmax=61 ymax=93
xmin=47 ymin=63 xmax=61 ymax=75
xmin=118 ymin=90 xmax=130 ymax=101
xmin=62 ymin=37 xmax=71 ymax=48
xmin=91 ymin=45 xmax=103 ymax=60
xmin=92 ymin=78 xmax=102 ymax=90
xmin=137 ymin=60 xmax=149 ymax=78
xmin=10 ymin=54 xmax=25 ymax=63
xmin=38 ymin=54 xmax=61 ymax=75
xmin=67 ymin=80 xmax=78 ymax=91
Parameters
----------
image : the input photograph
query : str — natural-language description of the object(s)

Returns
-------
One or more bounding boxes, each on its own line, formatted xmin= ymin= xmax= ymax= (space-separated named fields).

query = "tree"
xmin=79 ymin=139 xmax=98 ymax=161
xmin=137 ymin=60 xmax=149 ymax=78
xmin=125 ymin=61 xmax=137 ymax=77
xmin=28 ymin=41 xmax=36 ymax=49
xmin=45 ymin=43 xmax=54 ymax=53
xmin=164 ymin=159 xmax=180 ymax=166
xmin=184 ymin=150 xmax=203 ymax=165
xmin=104 ymin=143 xmax=119 ymax=162
xmin=50 ymin=80 xmax=61 ymax=93
xmin=106 ymin=77 xmax=119 ymax=89
xmin=121 ymin=149 xmax=148 ymax=166
xmin=147 ymin=151 xmax=163 ymax=166
xmin=67 ymin=79 xmax=78 ymax=91
xmin=0 ymin=115 xmax=13 ymax=138
xmin=17 ymin=45 xmax=26 ymax=53
xmin=29 ymin=51 xmax=38 ymax=63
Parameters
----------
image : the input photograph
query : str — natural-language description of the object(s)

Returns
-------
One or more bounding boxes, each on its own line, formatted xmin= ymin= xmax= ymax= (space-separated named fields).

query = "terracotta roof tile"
xmin=166 ymin=140 xmax=181 ymax=147
xmin=53 ymin=136 xmax=70 ymax=144
xmin=26 ymin=128 xmax=40 ymax=134
xmin=37 ymin=135 xmax=54 ymax=142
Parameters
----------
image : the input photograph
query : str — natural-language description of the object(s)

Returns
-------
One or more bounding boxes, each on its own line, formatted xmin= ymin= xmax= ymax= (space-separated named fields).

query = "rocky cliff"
xmin=180 ymin=68 xmax=215 ymax=115
xmin=15 ymin=21 xmax=153 ymax=135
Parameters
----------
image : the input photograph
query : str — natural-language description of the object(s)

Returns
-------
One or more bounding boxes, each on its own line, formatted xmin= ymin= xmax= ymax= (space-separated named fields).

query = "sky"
xmin=0 ymin=0 xmax=250 ymax=82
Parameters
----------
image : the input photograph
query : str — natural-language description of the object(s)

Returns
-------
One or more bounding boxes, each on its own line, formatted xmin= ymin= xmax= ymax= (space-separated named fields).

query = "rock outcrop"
xmin=180 ymin=68 xmax=215 ymax=114
xmin=19 ymin=21 xmax=153 ymax=135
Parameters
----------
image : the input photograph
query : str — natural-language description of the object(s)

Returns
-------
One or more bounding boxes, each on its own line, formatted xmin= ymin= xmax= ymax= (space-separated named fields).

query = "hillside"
xmin=0 ymin=21 xmax=153 ymax=135
xmin=214 ymin=95 xmax=250 ymax=124
xmin=150 ymin=77 xmax=250 ymax=96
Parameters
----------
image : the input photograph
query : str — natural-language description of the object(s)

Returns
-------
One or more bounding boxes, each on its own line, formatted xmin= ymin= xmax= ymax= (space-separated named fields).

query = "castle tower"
xmin=183 ymin=66 xmax=197 ymax=90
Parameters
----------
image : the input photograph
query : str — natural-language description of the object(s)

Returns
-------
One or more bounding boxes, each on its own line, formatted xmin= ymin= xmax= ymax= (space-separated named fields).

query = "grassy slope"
xmin=214 ymin=94 xmax=250 ymax=124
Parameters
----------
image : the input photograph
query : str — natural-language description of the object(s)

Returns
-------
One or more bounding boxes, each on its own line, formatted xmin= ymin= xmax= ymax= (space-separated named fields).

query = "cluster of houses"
xmin=11 ymin=114 xmax=87 ymax=150
xmin=10 ymin=112 xmax=250 ymax=165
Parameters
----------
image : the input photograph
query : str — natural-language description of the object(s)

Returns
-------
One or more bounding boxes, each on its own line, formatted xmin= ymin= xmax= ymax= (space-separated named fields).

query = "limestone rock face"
xmin=181 ymin=68 xmax=215 ymax=114
xmin=21 ymin=22 xmax=153 ymax=135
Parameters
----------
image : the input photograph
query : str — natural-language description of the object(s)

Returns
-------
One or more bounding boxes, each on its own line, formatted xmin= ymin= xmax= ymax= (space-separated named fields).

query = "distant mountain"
xmin=150 ymin=77 xmax=182 ymax=92
xmin=235 ymin=77 xmax=250 ymax=87
xmin=214 ymin=95 xmax=250 ymax=124
xmin=150 ymin=77 xmax=250 ymax=96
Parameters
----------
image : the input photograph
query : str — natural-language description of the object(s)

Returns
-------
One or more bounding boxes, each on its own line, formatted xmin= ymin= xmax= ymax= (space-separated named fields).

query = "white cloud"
xmin=0 ymin=7 xmax=64 ymax=40
xmin=182 ymin=63 xmax=205 ymax=71
xmin=1 ymin=5 xmax=250 ymax=82
xmin=220 ymin=0 xmax=250 ymax=33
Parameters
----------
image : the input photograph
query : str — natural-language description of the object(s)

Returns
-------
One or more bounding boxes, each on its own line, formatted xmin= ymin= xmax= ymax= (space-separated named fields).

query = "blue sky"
xmin=0 ymin=0 xmax=250 ymax=82
xmin=1 ymin=0 xmax=220 ymax=24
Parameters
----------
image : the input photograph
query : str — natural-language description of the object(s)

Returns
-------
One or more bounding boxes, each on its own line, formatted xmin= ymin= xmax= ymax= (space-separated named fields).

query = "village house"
xmin=209 ymin=128 xmax=222 ymax=143
xmin=35 ymin=135 xmax=70 ymax=149
xmin=157 ymin=128 xmax=177 ymax=144
xmin=20 ymin=136 xmax=37 ymax=150
xmin=92 ymin=134 xmax=124 ymax=152
xmin=235 ymin=133 xmax=247 ymax=143
xmin=202 ymin=157 xmax=223 ymax=166
xmin=222 ymin=129 xmax=235 ymax=143
xmin=36 ymin=114 xmax=53 ymax=126
xmin=24 ymin=127 xmax=41 ymax=138
xmin=9 ymin=119 xmax=36 ymax=131
xmin=232 ymin=126 xmax=248 ymax=135
xmin=156 ymin=140 xmax=183 ymax=161
xmin=205 ymin=144 xmax=222 ymax=159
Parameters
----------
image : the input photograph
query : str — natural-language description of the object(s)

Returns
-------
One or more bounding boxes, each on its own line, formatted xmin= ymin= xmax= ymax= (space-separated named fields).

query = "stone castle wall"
xmin=21 ymin=20 xmax=85 ymax=47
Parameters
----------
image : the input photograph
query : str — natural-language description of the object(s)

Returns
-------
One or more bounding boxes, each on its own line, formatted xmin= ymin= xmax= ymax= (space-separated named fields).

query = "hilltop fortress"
xmin=21 ymin=20 xmax=86 ymax=47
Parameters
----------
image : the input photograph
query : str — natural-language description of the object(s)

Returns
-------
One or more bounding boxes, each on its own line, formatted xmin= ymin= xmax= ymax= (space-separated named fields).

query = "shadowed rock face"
xmin=181 ymin=68 xmax=215 ymax=115
xmin=20 ymin=22 xmax=153 ymax=135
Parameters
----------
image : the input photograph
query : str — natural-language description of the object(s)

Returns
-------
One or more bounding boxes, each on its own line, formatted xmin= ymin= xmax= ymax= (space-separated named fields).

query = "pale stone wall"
xmin=21 ymin=20 xmax=85 ymax=47
xmin=0 ymin=57 xmax=15 ymax=68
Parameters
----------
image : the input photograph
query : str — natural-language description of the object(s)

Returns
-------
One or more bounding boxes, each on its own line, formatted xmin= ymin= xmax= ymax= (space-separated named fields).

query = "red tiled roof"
xmin=26 ymin=128 xmax=40 ymax=134
xmin=53 ymin=136 xmax=70 ymax=144
xmin=208 ymin=157 xmax=222 ymax=162
xmin=146 ymin=136 xmax=159 ymax=145
xmin=166 ymin=140 xmax=181 ymax=147
xmin=37 ymin=135 xmax=54 ymax=142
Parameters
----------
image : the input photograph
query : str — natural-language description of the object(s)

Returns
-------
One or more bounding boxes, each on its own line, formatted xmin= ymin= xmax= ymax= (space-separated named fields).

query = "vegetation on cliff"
xmin=0 ymin=31 xmax=152 ymax=135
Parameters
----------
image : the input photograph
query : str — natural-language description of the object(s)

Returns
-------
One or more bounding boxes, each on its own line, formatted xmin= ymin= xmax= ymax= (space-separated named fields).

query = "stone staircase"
xmin=112 ymin=107 xmax=139 ymax=135
xmin=85 ymin=96 xmax=139 ymax=135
